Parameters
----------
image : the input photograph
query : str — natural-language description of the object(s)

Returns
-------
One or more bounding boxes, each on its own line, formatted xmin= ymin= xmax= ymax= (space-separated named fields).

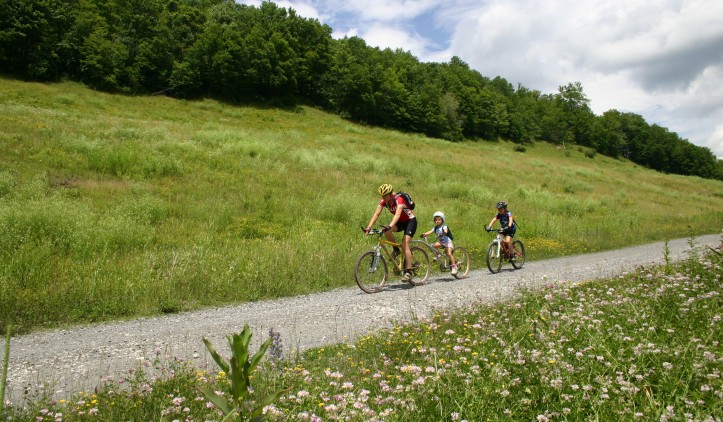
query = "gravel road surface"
xmin=3 ymin=234 xmax=720 ymax=405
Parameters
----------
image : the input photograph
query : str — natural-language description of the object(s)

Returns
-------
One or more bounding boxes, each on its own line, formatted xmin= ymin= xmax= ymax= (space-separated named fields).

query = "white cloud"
xmin=318 ymin=0 xmax=440 ymax=22
xmin=445 ymin=0 xmax=723 ymax=157
xmin=359 ymin=25 xmax=431 ymax=54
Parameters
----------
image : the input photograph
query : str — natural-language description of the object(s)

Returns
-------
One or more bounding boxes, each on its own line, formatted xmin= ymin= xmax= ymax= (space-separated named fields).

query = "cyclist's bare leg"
xmin=446 ymin=246 xmax=456 ymax=266
xmin=504 ymin=235 xmax=515 ymax=256
xmin=402 ymin=234 xmax=413 ymax=271
xmin=384 ymin=226 xmax=397 ymax=244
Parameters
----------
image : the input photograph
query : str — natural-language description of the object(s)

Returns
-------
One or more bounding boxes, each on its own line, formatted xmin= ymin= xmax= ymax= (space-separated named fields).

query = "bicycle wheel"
xmin=451 ymin=247 xmax=470 ymax=279
xmin=511 ymin=240 xmax=526 ymax=269
xmin=486 ymin=241 xmax=503 ymax=274
xmin=354 ymin=251 xmax=388 ymax=293
xmin=405 ymin=246 xmax=431 ymax=285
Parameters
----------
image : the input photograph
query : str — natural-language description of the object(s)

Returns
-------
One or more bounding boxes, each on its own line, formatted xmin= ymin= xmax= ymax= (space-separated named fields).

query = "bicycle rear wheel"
xmin=511 ymin=240 xmax=526 ymax=269
xmin=486 ymin=241 xmax=503 ymax=274
xmin=354 ymin=251 xmax=388 ymax=293
xmin=452 ymin=247 xmax=470 ymax=279
xmin=405 ymin=246 xmax=431 ymax=285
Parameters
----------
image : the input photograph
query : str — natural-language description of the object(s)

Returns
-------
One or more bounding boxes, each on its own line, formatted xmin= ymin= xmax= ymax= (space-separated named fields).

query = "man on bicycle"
xmin=364 ymin=184 xmax=417 ymax=282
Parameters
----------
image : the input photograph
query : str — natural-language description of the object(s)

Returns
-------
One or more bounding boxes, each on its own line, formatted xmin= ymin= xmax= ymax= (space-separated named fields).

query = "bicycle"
xmin=484 ymin=227 xmax=526 ymax=274
xmin=355 ymin=227 xmax=431 ymax=293
xmin=413 ymin=235 xmax=470 ymax=279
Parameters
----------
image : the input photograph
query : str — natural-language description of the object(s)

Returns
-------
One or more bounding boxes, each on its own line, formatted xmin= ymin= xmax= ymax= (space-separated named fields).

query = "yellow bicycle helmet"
xmin=378 ymin=183 xmax=393 ymax=196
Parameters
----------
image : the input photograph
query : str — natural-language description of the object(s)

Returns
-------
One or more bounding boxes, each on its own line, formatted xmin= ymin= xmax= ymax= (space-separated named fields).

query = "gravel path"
xmin=3 ymin=234 xmax=720 ymax=405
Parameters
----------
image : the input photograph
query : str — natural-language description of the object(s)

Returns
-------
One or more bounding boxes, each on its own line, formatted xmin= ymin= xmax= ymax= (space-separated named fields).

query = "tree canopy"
xmin=1 ymin=0 xmax=719 ymax=180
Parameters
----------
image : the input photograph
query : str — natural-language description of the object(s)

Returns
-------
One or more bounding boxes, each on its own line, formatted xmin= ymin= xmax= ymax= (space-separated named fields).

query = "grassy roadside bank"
xmin=1 ymin=78 xmax=722 ymax=334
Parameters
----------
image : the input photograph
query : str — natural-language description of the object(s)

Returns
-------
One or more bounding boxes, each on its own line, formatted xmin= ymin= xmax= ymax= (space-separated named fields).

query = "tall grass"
xmin=1 ymin=78 xmax=722 ymax=333
xmin=5 ymin=242 xmax=721 ymax=420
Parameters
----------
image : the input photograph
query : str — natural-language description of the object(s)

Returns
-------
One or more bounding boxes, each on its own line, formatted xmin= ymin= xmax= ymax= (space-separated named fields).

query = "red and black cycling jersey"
xmin=379 ymin=195 xmax=415 ymax=222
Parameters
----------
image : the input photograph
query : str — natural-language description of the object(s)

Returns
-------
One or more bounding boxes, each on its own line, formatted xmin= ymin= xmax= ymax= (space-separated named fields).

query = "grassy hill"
xmin=1 ymin=78 xmax=721 ymax=333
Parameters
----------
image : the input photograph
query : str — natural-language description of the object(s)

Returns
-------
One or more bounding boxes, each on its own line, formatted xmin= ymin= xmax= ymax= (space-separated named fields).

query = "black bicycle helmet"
xmin=496 ymin=201 xmax=507 ymax=209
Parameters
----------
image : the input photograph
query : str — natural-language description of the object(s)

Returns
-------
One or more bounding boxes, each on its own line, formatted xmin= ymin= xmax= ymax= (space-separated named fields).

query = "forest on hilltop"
xmin=2 ymin=0 xmax=721 ymax=180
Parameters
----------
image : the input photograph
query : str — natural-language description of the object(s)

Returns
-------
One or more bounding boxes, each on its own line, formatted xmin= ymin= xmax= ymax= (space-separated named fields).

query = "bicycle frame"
xmin=368 ymin=231 xmax=406 ymax=273
xmin=413 ymin=237 xmax=451 ymax=269
xmin=489 ymin=232 xmax=504 ymax=259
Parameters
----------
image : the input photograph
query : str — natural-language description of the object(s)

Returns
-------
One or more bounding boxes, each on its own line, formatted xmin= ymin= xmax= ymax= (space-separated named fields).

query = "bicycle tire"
xmin=486 ymin=241 xmax=503 ymax=274
xmin=354 ymin=251 xmax=388 ymax=293
xmin=511 ymin=240 xmax=526 ymax=269
xmin=405 ymin=246 xmax=431 ymax=285
xmin=452 ymin=247 xmax=470 ymax=279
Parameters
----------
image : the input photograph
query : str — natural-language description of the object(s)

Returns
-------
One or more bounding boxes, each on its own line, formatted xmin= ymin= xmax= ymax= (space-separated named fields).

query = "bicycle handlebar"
xmin=360 ymin=226 xmax=387 ymax=235
xmin=485 ymin=227 xmax=507 ymax=233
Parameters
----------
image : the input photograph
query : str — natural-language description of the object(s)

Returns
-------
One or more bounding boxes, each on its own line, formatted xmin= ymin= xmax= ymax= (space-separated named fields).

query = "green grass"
xmin=5 ymin=242 xmax=721 ymax=420
xmin=1 ymin=77 xmax=722 ymax=334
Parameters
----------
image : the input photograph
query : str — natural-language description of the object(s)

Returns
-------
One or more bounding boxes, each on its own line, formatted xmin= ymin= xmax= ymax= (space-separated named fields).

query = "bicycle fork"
xmin=492 ymin=240 xmax=502 ymax=259
xmin=367 ymin=246 xmax=382 ymax=273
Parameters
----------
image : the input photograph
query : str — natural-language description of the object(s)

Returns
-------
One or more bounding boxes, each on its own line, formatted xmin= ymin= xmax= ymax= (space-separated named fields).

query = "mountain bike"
xmin=413 ymin=236 xmax=470 ymax=279
xmin=355 ymin=227 xmax=431 ymax=293
xmin=484 ymin=227 xmax=526 ymax=274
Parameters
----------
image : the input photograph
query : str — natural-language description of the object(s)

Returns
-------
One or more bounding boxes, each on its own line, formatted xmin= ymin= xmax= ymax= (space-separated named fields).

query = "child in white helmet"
xmin=421 ymin=211 xmax=458 ymax=276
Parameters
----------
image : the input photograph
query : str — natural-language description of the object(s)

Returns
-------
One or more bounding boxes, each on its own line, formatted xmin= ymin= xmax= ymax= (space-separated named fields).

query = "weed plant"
xmin=1 ymin=78 xmax=722 ymax=333
xmin=4 ymin=243 xmax=721 ymax=421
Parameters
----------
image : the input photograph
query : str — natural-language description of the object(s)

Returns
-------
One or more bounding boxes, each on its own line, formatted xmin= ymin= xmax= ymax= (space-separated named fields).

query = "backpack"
xmin=446 ymin=226 xmax=454 ymax=240
xmin=396 ymin=191 xmax=415 ymax=210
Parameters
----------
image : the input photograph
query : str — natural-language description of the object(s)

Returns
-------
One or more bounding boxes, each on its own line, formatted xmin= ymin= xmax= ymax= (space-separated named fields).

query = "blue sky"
xmin=239 ymin=0 xmax=723 ymax=158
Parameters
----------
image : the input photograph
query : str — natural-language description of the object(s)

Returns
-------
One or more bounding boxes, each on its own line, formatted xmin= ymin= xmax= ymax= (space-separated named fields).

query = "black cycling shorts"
xmin=394 ymin=218 xmax=417 ymax=237
xmin=501 ymin=226 xmax=516 ymax=238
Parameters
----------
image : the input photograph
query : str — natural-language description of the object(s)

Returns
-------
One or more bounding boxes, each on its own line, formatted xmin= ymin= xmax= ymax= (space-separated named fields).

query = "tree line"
xmin=2 ymin=0 xmax=720 ymax=180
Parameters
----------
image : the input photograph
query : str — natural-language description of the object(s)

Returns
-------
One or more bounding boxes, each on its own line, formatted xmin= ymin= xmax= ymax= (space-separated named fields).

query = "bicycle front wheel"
xmin=486 ymin=242 xmax=503 ymax=274
xmin=406 ymin=246 xmax=431 ymax=286
xmin=452 ymin=247 xmax=470 ymax=279
xmin=511 ymin=240 xmax=526 ymax=269
xmin=355 ymin=251 xmax=388 ymax=293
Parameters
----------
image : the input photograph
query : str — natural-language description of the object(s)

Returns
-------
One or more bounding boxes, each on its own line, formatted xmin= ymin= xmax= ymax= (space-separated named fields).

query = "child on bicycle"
xmin=364 ymin=184 xmax=418 ymax=282
xmin=421 ymin=211 xmax=458 ymax=276
xmin=486 ymin=201 xmax=518 ymax=260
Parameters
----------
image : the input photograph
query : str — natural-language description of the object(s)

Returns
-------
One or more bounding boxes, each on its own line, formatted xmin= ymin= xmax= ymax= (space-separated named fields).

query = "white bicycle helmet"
xmin=433 ymin=211 xmax=446 ymax=223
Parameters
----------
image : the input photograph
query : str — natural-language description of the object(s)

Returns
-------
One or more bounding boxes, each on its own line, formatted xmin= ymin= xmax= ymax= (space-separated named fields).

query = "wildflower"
xmin=268 ymin=328 xmax=284 ymax=368
xmin=451 ymin=411 xmax=460 ymax=421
